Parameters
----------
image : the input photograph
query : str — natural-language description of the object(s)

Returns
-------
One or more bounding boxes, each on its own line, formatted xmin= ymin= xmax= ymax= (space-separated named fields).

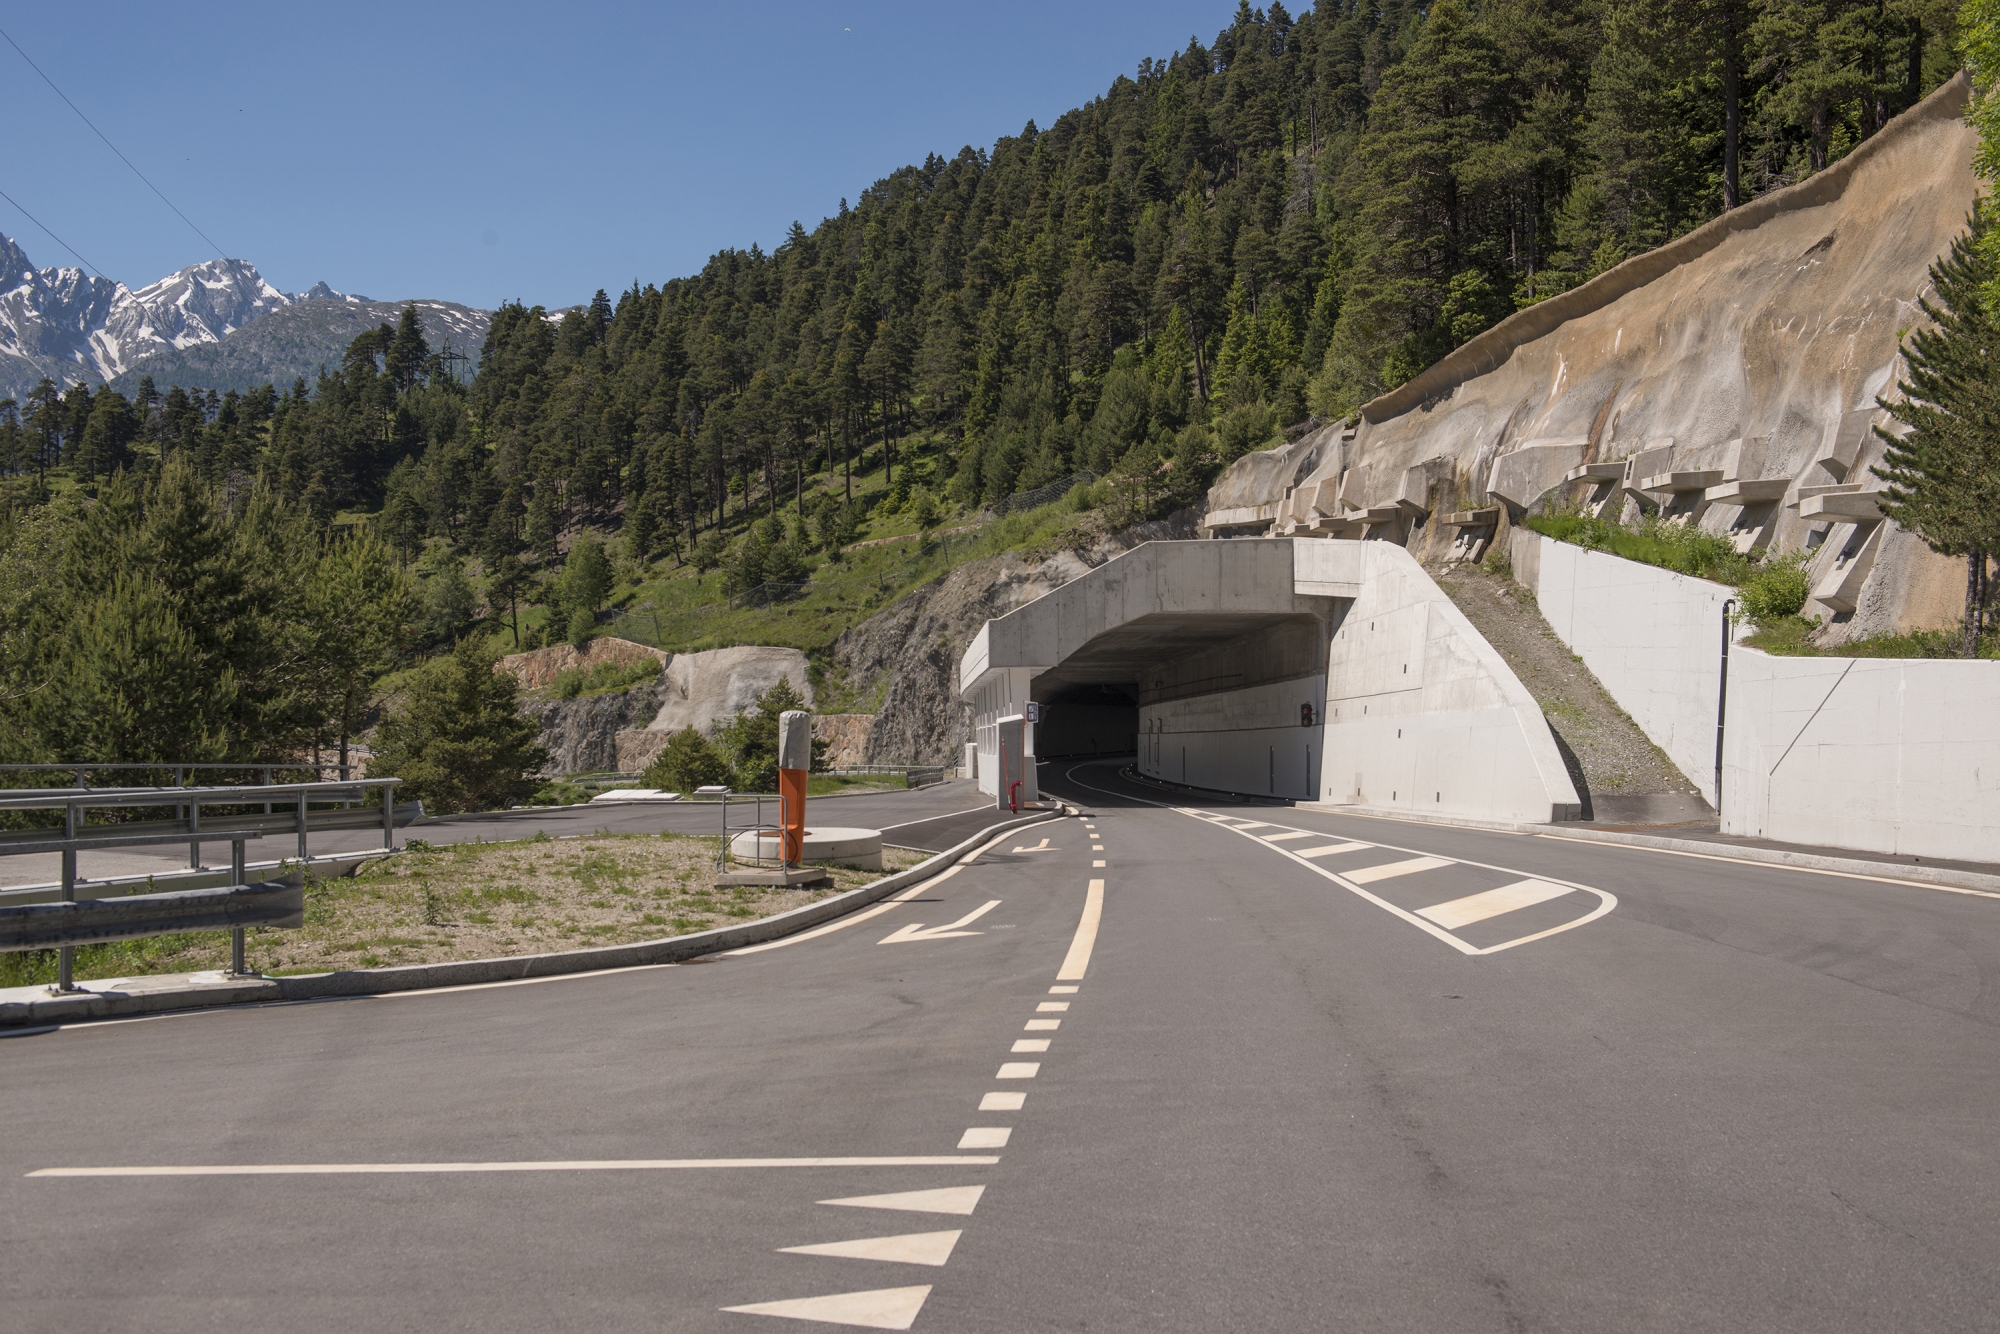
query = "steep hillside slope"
xmin=1208 ymin=75 xmax=1979 ymax=643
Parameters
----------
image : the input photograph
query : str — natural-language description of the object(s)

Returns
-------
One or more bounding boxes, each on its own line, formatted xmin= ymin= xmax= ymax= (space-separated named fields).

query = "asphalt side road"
xmin=4 ymin=759 xmax=1996 ymax=1330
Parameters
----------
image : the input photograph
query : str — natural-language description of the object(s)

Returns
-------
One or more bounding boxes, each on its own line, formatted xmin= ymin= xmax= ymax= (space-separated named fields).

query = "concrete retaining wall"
xmin=1516 ymin=530 xmax=2000 ymax=861
xmin=1305 ymin=541 xmax=1581 ymax=822
xmin=1516 ymin=530 xmax=1737 ymax=805
xmin=1722 ymin=652 xmax=2000 ymax=862
xmin=1139 ymin=675 xmax=1325 ymax=798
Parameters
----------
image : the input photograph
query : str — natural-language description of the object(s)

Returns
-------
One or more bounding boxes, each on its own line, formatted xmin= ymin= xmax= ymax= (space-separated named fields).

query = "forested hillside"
xmin=0 ymin=0 xmax=1969 ymax=770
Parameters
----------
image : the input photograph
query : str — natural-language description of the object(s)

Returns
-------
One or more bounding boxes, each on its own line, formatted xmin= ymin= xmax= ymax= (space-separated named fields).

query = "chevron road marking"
xmin=722 ymin=1285 xmax=933 ymax=1329
xmin=778 ymin=1231 xmax=962 ymax=1266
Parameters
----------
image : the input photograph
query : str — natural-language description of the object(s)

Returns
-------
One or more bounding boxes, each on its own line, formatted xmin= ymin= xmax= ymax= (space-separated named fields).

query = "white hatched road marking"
xmin=1346 ymin=856 xmax=1452 ymax=884
xmin=1419 ymin=879 xmax=1577 ymax=929
xmin=1294 ymin=841 xmax=1373 ymax=858
xmin=1060 ymin=762 xmax=1614 ymax=955
xmin=1260 ymin=830 xmax=1318 ymax=842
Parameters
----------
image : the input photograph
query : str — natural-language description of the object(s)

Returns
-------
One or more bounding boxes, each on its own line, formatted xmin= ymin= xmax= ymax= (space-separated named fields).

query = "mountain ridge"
xmin=0 ymin=235 xmax=487 ymax=400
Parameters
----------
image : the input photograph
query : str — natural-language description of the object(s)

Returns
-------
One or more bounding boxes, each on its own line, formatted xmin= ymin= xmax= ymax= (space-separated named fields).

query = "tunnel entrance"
xmin=1031 ymin=683 xmax=1139 ymax=759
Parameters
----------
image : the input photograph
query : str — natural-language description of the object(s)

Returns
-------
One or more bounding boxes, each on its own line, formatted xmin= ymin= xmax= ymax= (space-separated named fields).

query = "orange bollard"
xmin=777 ymin=710 xmax=811 ymax=866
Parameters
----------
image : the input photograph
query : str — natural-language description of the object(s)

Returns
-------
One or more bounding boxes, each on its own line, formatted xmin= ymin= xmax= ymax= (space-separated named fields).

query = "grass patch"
xmin=0 ymin=834 xmax=925 ymax=988
xmin=547 ymin=656 xmax=662 ymax=699
xmin=1526 ymin=511 xmax=1752 ymax=585
xmin=1744 ymin=617 xmax=2000 ymax=659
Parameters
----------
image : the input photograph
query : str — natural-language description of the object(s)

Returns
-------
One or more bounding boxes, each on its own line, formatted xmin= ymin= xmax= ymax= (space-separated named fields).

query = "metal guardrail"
xmin=825 ymin=765 xmax=949 ymax=789
xmin=0 ymin=777 xmax=407 ymax=993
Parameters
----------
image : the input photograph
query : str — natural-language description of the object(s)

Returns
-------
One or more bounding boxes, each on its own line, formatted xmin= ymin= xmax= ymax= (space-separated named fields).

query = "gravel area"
xmin=1436 ymin=562 xmax=1708 ymax=822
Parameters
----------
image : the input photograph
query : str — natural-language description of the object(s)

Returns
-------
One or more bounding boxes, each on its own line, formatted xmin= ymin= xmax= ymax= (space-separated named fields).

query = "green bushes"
xmin=1525 ymin=511 xmax=1752 ymax=585
xmin=640 ymin=727 xmax=733 ymax=794
xmin=1737 ymin=551 xmax=1812 ymax=624
xmin=549 ymin=656 xmax=661 ymax=700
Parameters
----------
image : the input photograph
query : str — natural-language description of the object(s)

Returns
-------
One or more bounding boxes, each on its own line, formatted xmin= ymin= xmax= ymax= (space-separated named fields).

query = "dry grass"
xmin=0 ymin=832 xmax=925 ymax=987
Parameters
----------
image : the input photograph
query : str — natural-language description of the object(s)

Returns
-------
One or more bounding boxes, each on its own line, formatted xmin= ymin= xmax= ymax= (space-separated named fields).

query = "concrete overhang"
xmin=958 ymin=539 xmax=1344 ymax=698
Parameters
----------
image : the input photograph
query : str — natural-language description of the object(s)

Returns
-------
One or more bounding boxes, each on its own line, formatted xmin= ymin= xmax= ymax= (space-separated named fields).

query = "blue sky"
xmin=0 ymin=1 xmax=1233 ymax=309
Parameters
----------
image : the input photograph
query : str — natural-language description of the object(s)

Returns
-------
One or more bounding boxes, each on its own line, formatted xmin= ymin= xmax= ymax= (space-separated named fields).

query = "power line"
xmin=0 ymin=24 xmax=227 ymax=262
xmin=0 ymin=185 xmax=107 ymax=280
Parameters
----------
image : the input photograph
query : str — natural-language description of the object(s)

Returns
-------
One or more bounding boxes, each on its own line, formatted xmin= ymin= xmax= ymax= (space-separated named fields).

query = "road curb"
xmin=0 ymin=805 xmax=1065 ymax=1028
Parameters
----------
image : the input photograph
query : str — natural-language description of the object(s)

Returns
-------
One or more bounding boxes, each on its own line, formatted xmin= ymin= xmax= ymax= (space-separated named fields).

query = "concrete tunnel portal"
xmin=959 ymin=538 xmax=1584 ymax=823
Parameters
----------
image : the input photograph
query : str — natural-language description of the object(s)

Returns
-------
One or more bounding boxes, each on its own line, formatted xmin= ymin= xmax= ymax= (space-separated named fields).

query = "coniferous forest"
xmin=0 ymin=0 xmax=1970 ymax=768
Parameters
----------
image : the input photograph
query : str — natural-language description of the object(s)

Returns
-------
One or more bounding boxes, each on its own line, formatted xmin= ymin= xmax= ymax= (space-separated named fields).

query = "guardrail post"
xmin=381 ymin=781 xmax=395 ymax=853
xmin=297 ymin=788 xmax=308 ymax=864
xmin=54 ymin=801 xmax=77 ymax=993
xmin=188 ymin=792 xmax=201 ymax=869
xmin=229 ymin=838 xmax=247 ymax=976
xmin=262 ymin=766 xmax=272 ymax=815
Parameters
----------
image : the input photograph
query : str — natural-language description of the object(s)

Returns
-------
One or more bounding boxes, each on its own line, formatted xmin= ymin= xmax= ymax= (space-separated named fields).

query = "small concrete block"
xmin=1638 ymin=470 xmax=1724 ymax=493
xmin=1799 ymin=491 xmax=1883 ymax=521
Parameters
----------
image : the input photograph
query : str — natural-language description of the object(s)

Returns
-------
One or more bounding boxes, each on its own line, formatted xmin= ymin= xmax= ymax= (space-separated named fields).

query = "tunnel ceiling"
xmin=1028 ymin=611 xmax=1319 ymax=697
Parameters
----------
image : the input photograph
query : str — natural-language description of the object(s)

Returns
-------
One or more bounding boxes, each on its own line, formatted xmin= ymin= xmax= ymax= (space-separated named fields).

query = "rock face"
xmin=519 ymin=677 xmax=669 ymax=777
xmin=830 ymin=511 xmax=1200 ymax=764
xmin=813 ymin=714 xmax=876 ymax=768
xmin=1203 ymin=74 xmax=1978 ymax=643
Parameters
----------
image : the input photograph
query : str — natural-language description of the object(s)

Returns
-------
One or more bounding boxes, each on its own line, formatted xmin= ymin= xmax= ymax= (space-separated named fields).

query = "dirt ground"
xmin=1435 ymin=562 xmax=1704 ymax=816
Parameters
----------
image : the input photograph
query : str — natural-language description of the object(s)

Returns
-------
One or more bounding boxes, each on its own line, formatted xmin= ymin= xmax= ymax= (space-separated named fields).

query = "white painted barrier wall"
xmin=1519 ymin=530 xmax=2000 ymax=860
xmin=1522 ymin=533 xmax=1736 ymax=805
xmin=1722 ymin=652 xmax=2000 ymax=862
xmin=1302 ymin=542 xmax=1582 ymax=823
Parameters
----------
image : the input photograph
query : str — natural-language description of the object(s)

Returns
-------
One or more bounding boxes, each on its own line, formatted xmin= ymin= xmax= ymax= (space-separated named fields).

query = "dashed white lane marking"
xmin=1419 ymin=878 xmax=1576 ymax=929
xmin=779 ymin=1231 xmax=963 ymax=1267
xmin=32 ymin=1157 xmax=1001 ymax=1178
xmin=1024 ymin=1019 xmax=1059 ymax=1031
xmin=1260 ymin=831 xmax=1317 ymax=842
xmin=1049 ymin=985 xmax=1078 ymax=994
xmin=1093 ymin=859 xmax=1106 ymax=867
xmin=996 ymin=1062 xmax=1040 ymax=1079
xmin=1346 ymin=856 xmax=1452 ymax=884
xmin=1056 ymin=879 xmax=1105 ymax=981
xmin=1037 ymin=1001 xmax=1070 ymax=1012
xmin=820 ymin=1186 xmax=985 ymax=1215
xmin=877 ymin=900 xmax=1001 ymax=944
xmin=979 ymin=1092 xmax=1026 ymax=1111
xmin=1295 ymin=841 xmax=1373 ymax=858
xmin=722 ymin=1284 xmax=932 ymax=1328
xmin=1012 ymin=1039 xmax=1051 ymax=1053
xmin=957 ymin=1127 xmax=1011 ymax=1149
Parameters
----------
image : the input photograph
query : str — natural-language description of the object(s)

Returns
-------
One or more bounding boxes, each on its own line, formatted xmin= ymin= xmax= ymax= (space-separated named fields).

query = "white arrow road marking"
xmin=1010 ymin=836 xmax=1056 ymax=853
xmin=778 ymin=1231 xmax=962 ymax=1266
xmin=819 ymin=1185 xmax=985 ymax=1215
xmin=722 ymin=1285 xmax=932 ymax=1329
xmin=878 ymin=900 xmax=1002 ymax=944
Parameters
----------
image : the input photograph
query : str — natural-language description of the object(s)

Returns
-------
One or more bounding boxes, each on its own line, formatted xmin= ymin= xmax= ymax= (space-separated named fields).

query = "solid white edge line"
xmin=878 ymin=805 xmax=1001 ymax=833
xmin=1530 ymin=831 xmax=2000 ymax=900
xmin=1056 ymin=879 xmax=1104 ymax=980
xmin=1057 ymin=762 xmax=1615 ymax=956
xmin=29 ymin=1155 xmax=1002 ymax=1178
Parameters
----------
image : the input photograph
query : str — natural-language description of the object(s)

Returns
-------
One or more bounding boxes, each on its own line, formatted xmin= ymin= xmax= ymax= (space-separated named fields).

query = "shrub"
xmin=1738 ymin=550 xmax=1812 ymax=625
xmin=640 ymin=727 xmax=733 ymax=794
xmin=550 ymin=656 xmax=662 ymax=700
xmin=371 ymin=639 xmax=550 ymax=814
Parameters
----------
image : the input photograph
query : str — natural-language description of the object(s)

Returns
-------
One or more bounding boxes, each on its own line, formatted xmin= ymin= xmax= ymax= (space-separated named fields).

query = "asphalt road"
xmin=4 ymin=759 xmax=1997 ymax=1330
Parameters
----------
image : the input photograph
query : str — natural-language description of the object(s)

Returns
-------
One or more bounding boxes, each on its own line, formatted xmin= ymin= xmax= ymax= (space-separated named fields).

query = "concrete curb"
xmin=0 ymin=805 xmax=1065 ymax=1028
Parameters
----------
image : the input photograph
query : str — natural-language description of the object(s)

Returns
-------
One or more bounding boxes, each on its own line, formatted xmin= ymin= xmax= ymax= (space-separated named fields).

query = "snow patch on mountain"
xmin=0 ymin=234 xmax=454 ymax=400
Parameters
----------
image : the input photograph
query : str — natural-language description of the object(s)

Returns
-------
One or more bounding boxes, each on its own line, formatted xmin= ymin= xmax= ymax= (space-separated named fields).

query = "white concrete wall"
xmin=1522 ymin=533 xmax=1737 ymax=805
xmin=1722 ymin=651 xmax=2000 ymax=862
xmin=1301 ymin=541 xmax=1583 ymax=823
xmin=967 ymin=665 xmax=1035 ymax=799
xmin=1138 ymin=676 xmax=1326 ymax=798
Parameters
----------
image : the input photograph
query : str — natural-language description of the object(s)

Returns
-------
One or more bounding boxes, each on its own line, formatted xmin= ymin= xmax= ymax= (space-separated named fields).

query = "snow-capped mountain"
xmin=0 ymin=234 xmax=472 ymax=401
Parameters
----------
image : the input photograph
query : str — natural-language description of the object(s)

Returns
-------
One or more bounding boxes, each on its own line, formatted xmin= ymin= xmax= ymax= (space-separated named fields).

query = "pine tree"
xmin=1876 ymin=210 xmax=2000 ymax=656
xmin=370 ymin=638 xmax=548 ymax=813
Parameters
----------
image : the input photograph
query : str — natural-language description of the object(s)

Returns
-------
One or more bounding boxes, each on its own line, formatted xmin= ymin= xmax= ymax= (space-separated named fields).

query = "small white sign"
xmin=1025 ymin=702 xmax=1040 ymax=723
